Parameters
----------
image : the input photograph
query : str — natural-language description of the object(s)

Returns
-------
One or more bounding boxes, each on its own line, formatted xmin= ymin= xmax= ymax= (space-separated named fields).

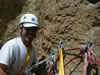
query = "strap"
xmin=59 ymin=48 xmax=64 ymax=75
xmin=19 ymin=45 xmax=32 ymax=75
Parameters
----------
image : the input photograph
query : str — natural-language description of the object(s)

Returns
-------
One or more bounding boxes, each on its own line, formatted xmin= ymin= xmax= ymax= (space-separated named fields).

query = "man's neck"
xmin=20 ymin=37 xmax=32 ymax=47
xmin=24 ymin=42 xmax=32 ymax=47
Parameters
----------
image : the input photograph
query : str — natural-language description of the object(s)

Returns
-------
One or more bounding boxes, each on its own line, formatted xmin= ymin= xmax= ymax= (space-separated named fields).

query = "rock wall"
xmin=0 ymin=0 xmax=26 ymax=47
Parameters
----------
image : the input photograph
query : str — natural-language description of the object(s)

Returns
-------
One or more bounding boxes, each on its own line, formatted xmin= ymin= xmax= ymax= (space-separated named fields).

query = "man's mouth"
xmin=28 ymin=35 xmax=33 ymax=39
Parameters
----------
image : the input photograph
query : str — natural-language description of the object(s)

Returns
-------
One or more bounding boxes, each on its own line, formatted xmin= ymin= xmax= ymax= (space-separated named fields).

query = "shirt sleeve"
xmin=0 ymin=41 xmax=14 ymax=67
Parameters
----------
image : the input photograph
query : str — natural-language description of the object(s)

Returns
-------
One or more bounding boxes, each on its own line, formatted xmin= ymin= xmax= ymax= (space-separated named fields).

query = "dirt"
xmin=0 ymin=0 xmax=100 ymax=75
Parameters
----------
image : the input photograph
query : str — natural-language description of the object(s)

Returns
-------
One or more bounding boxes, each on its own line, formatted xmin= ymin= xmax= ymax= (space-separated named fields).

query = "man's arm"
xmin=0 ymin=64 xmax=7 ymax=75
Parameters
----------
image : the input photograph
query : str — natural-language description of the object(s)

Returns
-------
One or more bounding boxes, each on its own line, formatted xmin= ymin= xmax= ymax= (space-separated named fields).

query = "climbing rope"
xmin=24 ymin=41 xmax=99 ymax=75
xmin=63 ymin=48 xmax=81 ymax=68
xmin=83 ymin=44 xmax=99 ymax=75
xmin=47 ymin=41 xmax=99 ymax=75
xmin=25 ymin=54 xmax=52 ymax=73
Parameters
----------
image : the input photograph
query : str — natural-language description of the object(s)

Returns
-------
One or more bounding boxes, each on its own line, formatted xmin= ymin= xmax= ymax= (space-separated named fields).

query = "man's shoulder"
xmin=0 ymin=37 xmax=20 ymax=53
xmin=2 ymin=37 xmax=20 ymax=47
xmin=7 ymin=37 xmax=20 ymax=43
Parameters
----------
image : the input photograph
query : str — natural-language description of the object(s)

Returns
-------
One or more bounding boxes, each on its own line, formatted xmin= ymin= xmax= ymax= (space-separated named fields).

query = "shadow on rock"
xmin=87 ymin=0 xmax=100 ymax=4
xmin=36 ymin=56 xmax=48 ymax=75
xmin=87 ymin=65 xmax=98 ymax=75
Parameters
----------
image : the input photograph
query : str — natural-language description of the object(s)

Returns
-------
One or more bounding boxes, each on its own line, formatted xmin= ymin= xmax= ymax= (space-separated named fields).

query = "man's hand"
xmin=0 ymin=64 xmax=7 ymax=75
xmin=32 ymin=73 xmax=36 ymax=75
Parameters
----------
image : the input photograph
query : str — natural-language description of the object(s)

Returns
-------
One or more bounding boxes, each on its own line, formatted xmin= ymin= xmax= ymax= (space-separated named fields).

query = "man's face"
xmin=20 ymin=27 xmax=38 ymax=45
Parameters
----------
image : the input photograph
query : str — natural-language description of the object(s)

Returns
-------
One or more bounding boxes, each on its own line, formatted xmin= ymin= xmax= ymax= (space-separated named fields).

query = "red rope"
xmin=48 ymin=55 xmax=59 ymax=75
xmin=63 ymin=48 xmax=81 ymax=67
xmin=84 ymin=46 xmax=99 ymax=75
xmin=63 ymin=48 xmax=81 ymax=52
xmin=88 ymin=47 xmax=99 ymax=65
xmin=48 ymin=48 xmax=82 ymax=75
xmin=48 ymin=47 xmax=99 ymax=75
xmin=64 ymin=52 xmax=81 ymax=67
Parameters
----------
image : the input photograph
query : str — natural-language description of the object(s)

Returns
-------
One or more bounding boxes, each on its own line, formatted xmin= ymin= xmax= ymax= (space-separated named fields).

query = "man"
xmin=0 ymin=13 xmax=40 ymax=75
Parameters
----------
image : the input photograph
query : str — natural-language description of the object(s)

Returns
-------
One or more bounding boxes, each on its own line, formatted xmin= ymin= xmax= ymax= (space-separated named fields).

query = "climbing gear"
xmin=25 ymin=54 xmax=52 ymax=73
xmin=23 ymin=41 xmax=99 ymax=75
xmin=58 ymin=42 xmax=64 ymax=75
xmin=63 ymin=48 xmax=81 ymax=68
xmin=59 ymin=47 xmax=65 ymax=75
xmin=18 ymin=45 xmax=32 ymax=75
xmin=83 ymin=41 xmax=99 ymax=75
xmin=47 ymin=41 xmax=99 ymax=75
xmin=19 ymin=13 xmax=40 ymax=28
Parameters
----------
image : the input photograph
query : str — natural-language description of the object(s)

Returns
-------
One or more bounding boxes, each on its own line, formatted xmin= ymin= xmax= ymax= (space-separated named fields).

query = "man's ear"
xmin=19 ymin=27 xmax=21 ymax=33
xmin=19 ymin=25 xmax=23 ymax=32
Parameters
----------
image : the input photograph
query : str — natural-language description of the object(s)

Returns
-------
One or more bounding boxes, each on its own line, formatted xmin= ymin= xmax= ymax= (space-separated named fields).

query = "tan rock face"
xmin=0 ymin=0 xmax=25 ymax=20
xmin=0 ymin=0 xmax=100 ymax=75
